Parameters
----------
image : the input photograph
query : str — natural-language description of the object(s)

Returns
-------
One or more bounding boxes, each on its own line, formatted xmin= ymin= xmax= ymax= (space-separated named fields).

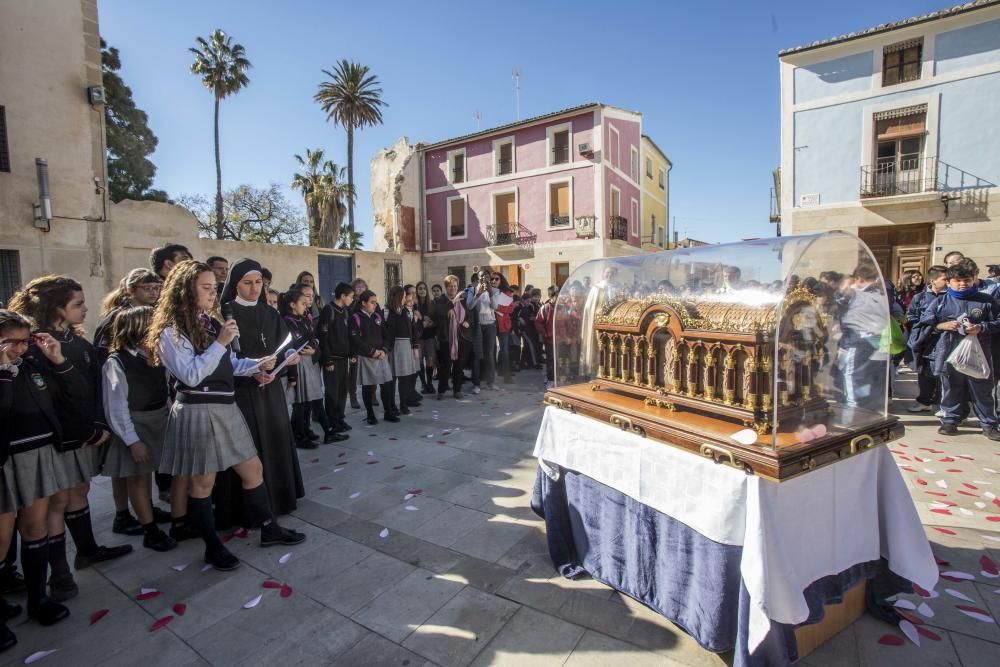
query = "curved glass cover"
xmin=551 ymin=232 xmax=890 ymax=450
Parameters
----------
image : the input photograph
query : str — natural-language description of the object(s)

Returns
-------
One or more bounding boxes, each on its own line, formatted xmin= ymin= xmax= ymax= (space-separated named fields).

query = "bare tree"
xmin=178 ymin=184 xmax=308 ymax=245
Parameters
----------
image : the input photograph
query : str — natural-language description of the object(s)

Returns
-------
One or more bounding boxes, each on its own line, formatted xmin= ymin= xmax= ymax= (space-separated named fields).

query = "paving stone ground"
xmin=2 ymin=367 xmax=999 ymax=666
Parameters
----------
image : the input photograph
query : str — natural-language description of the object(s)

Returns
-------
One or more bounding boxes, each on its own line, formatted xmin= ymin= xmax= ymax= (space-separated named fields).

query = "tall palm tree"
xmin=291 ymin=148 xmax=354 ymax=248
xmin=190 ymin=29 xmax=251 ymax=239
xmin=337 ymin=227 xmax=364 ymax=250
xmin=314 ymin=60 xmax=387 ymax=238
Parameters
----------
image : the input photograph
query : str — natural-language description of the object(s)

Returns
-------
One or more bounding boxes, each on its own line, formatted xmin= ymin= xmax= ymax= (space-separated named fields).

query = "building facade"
xmin=414 ymin=103 xmax=668 ymax=290
xmin=779 ymin=0 xmax=1000 ymax=284
xmin=640 ymin=135 xmax=670 ymax=251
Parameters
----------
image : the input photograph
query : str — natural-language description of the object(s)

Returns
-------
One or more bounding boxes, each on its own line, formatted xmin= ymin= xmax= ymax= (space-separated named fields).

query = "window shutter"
xmin=0 ymin=106 xmax=10 ymax=173
xmin=875 ymin=105 xmax=926 ymax=140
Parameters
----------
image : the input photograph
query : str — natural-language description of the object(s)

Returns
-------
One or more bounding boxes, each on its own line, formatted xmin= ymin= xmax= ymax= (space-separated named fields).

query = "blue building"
xmin=779 ymin=0 xmax=1000 ymax=283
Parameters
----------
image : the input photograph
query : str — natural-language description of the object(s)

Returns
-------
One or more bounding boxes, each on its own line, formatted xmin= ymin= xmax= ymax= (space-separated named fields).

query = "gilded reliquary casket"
xmin=543 ymin=232 xmax=902 ymax=481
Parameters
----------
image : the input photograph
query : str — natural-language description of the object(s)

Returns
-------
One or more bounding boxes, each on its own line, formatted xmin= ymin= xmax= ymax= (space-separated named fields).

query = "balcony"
xmin=452 ymin=167 xmax=465 ymax=184
xmin=552 ymin=146 xmax=569 ymax=164
xmin=860 ymin=156 xmax=938 ymax=199
xmin=609 ymin=216 xmax=628 ymax=241
xmin=487 ymin=221 xmax=519 ymax=246
xmin=498 ymin=158 xmax=512 ymax=175
xmin=549 ymin=215 xmax=570 ymax=228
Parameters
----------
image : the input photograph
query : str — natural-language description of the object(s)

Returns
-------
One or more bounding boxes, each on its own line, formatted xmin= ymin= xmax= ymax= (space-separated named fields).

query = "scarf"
xmin=448 ymin=299 xmax=464 ymax=361
xmin=947 ymin=285 xmax=979 ymax=299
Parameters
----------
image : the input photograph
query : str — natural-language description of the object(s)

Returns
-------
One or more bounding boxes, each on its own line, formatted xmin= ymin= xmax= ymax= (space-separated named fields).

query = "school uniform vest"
xmin=110 ymin=351 xmax=168 ymax=411
xmin=173 ymin=322 xmax=237 ymax=404
xmin=350 ymin=310 xmax=386 ymax=357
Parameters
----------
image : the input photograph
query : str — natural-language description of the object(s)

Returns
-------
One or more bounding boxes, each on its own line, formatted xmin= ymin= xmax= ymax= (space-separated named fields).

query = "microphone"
xmin=220 ymin=302 xmax=240 ymax=353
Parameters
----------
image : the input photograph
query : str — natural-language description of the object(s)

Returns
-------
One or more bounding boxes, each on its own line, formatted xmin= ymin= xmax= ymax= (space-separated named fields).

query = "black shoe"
xmin=405 ymin=397 xmax=422 ymax=407
xmin=324 ymin=430 xmax=349 ymax=443
xmin=454 ymin=392 xmax=464 ymax=400
xmin=47 ymin=573 xmax=78 ymax=602
xmin=295 ymin=438 xmax=319 ymax=450
xmin=372 ymin=398 xmax=380 ymax=407
xmin=143 ymin=531 xmax=178 ymax=552
xmin=0 ymin=598 xmax=22 ymax=621
xmin=350 ymin=397 xmax=361 ymax=409
xmin=421 ymin=387 xmax=435 ymax=395
xmin=27 ymin=597 xmax=69 ymax=626
xmin=260 ymin=524 xmax=307 ymax=547
xmin=437 ymin=393 xmax=445 ymax=400
xmin=337 ymin=420 xmax=352 ymax=432
xmin=112 ymin=513 xmax=144 ymax=536
xmin=399 ymin=405 xmax=411 ymax=416
xmin=0 ymin=623 xmax=15 ymax=653
xmin=0 ymin=569 xmax=25 ymax=595
xmin=306 ymin=429 xmax=320 ymax=442
xmin=169 ymin=522 xmax=200 ymax=542
xmin=205 ymin=547 xmax=240 ymax=572
xmin=384 ymin=413 xmax=400 ymax=423
xmin=151 ymin=506 xmax=173 ymax=524
xmin=984 ymin=426 xmax=1000 ymax=442
xmin=365 ymin=416 xmax=378 ymax=426
xmin=937 ymin=424 xmax=959 ymax=435
xmin=73 ymin=544 xmax=133 ymax=570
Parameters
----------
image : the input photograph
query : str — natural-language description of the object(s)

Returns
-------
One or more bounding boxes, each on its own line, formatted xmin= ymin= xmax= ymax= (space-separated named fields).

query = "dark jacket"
xmin=914 ymin=291 xmax=998 ymax=376
xmin=318 ymin=303 xmax=352 ymax=362
xmin=386 ymin=308 xmax=419 ymax=349
xmin=350 ymin=310 xmax=387 ymax=358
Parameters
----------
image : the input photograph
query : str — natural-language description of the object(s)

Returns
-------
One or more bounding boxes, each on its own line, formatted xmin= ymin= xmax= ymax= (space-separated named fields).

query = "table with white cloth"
xmin=531 ymin=406 xmax=939 ymax=666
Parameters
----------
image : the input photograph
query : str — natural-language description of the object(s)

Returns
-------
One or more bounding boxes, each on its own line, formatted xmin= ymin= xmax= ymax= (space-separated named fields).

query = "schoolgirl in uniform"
xmin=101 ymin=306 xmax=177 ymax=551
xmin=1 ymin=309 xmax=89 ymax=631
xmin=415 ymin=282 xmax=437 ymax=394
xmin=386 ymin=286 xmax=420 ymax=415
xmin=280 ymin=286 xmax=334 ymax=446
xmin=147 ymin=261 xmax=305 ymax=571
xmin=318 ymin=282 xmax=355 ymax=439
xmin=8 ymin=277 xmax=132 ymax=603
xmin=350 ymin=290 xmax=399 ymax=425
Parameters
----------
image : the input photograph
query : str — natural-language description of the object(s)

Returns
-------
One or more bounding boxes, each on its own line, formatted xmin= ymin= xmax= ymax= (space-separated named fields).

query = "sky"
xmin=98 ymin=0 xmax=946 ymax=246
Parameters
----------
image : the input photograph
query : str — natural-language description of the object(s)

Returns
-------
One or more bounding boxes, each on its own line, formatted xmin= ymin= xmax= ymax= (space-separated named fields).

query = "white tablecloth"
xmin=533 ymin=406 xmax=939 ymax=652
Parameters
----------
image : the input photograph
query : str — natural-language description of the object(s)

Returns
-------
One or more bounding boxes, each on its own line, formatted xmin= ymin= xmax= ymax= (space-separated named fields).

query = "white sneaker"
xmin=472 ymin=385 xmax=481 ymax=395
xmin=907 ymin=403 xmax=932 ymax=413
xmin=934 ymin=409 xmax=945 ymax=417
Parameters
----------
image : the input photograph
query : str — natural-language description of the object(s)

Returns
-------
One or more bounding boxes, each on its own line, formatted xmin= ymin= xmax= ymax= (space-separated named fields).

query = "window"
xmin=650 ymin=213 xmax=657 ymax=245
xmin=494 ymin=138 xmax=514 ymax=176
xmin=882 ymin=39 xmax=922 ymax=86
xmin=492 ymin=191 xmax=517 ymax=244
xmin=447 ymin=266 xmax=467 ymax=287
xmin=630 ymin=147 xmax=639 ymax=182
xmin=552 ymin=129 xmax=569 ymax=165
xmin=658 ymin=168 xmax=666 ymax=189
xmin=0 ymin=106 xmax=9 ymax=173
xmin=630 ymin=199 xmax=639 ymax=237
xmin=383 ymin=260 xmax=402 ymax=292
xmin=447 ymin=196 xmax=467 ymax=239
xmin=552 ymin=262 xmax=570 ymax=289
xmin=870 ymin=106 xmax=927 ymax=195
xmin=448 ymin=149 xmax=466 ymax=183
xmin=548 ymin=180 xmax=571 ymax=228
xmin=657 ymin=226 xmax=665 ymax=248
xmin=608 ymin=125 xmax=620 ymax=168
xmin=645 ymin=157 xmax=653 ymax=179
xmin=0 ymin=249 xmax=21 ymax=306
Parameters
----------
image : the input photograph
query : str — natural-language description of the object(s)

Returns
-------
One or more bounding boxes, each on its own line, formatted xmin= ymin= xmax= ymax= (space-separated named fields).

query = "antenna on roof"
xmin=473 ymin=110 xmax=482 ymax=130
xmin=512 ymin=68 xmax=521 ymax=121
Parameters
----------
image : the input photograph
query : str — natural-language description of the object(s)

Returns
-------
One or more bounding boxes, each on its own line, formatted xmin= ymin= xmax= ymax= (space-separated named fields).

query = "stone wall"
xmin=369 ymin=137 xmax=422 ymax=253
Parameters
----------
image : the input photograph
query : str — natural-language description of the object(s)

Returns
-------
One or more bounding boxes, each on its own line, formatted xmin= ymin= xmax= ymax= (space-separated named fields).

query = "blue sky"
xmin=98 ymin=0 xmax=944 ymax=246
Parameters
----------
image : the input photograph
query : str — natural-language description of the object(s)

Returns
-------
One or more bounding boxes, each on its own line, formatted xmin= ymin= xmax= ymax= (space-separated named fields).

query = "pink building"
xmin=419 ymin=103 xmax=656 ymax=289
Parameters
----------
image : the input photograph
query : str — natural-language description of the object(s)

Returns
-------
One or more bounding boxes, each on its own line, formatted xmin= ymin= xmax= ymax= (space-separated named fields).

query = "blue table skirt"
xmin=532 ymin=466 xmax=912 ymax=666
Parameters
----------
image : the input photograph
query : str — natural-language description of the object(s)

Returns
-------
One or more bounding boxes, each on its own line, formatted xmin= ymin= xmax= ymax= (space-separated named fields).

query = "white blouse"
xmin=158 ymin=327 xmax=261 ymax=388
xmin=102 ymin=349 xmax=140 ymax=446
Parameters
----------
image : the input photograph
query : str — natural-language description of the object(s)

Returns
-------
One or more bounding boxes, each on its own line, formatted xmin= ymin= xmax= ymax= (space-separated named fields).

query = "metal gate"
xmin=317 ymin=254 xmax=353 ymax=303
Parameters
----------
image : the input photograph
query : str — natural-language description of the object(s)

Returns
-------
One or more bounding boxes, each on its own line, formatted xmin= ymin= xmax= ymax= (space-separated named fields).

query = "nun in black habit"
xmin=214 ymin=259 xmax=304 ymax=528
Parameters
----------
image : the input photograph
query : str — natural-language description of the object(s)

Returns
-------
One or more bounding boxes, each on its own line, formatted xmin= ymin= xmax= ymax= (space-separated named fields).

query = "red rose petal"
xmin=925 ymin=491 xmax=948 ymax=496
xmin=940 ymin=457 xmax=955 ymax=462
xmin=933 ymin=527 xmax=957 ymax=535
xmin=891 ymin=450 xmax=905 ymax=455
xmin=233 ymin=528 xmax=249 ymax=539
xmin=957 ymin=455 xmax=975 ymax=461
xmin=338 ymin=452 xmax=346 ymax=457
xmin=262 ymin=580 xmax=282 ymax=589
xmin=369 ymin=433 xmax=377 ymax=437
xmin=919 ymin=447 xmax=934 ymax=452
xmin=900 ymin=466 xmax=917 ymax=472
xmin=994 ymin=498 xmax=1000 ymax=508
xmin=89 ymin=609 xmax=109 ymax=625
xmin=946 ymin=469 xmax=963 ymax=473
xmin=935 ymin=556 xmax=950 ymax=565
xmin=150 ymin=615 xmax=174 ymax=632
xmin=897 ymin=609 xmax=924 ymax=625
xmin=335 ymin=461 xmax=348 ymax=466
xmin=407 ymin=488 xmax=422 ymax=495
xmin=437 ymin=440 xmax=447 ymax=444
xmin=986 ymin=515 xmax=1000 ymax=522
xmin=917 ymin=478 xmax=927 ymax=486
xmin=898 ymin=455 xmax=912 ymax=461
xmin=309 ymin=458 xmax=319 ymax=463
xmin=916 ymin=626 xmax=941 ymax=641
xmin=930 ymin=509 xmax=952 ymax=515
xmin=393 ymin=465 xmax=405 ymax=470
xmin=913 ymin=583 xmax=931 ymax=597
xmin=957 ymin=490 xmax=978 ymax=497
xmin=280 ymin=583 xmax=293 ymax=598
xmin=136 ymin=591 xmax=162 ymax=601
xmin=172 ymin=603 xmax=187 ymax=616
xmin=878 ymin=633 xmax=905 ymax=646
xmin=940 ymin=574 xmax=968 ymax=581
xmin=388 ymin=437 xmax=398 ymax=441
xmin=366 ymin=460 xmax=379 ymax=465
xmin=222 ymin=533 xmax=234 ymax=543
xmin=964 ymin=483 xmax=978 ymax=490
xmin=981 ymin=555 xmax=999 ymax=575
xmin=956 ymin=604 xmax=991 ymax=615
xmin=319 ymin=486 xmax=332 ymax=490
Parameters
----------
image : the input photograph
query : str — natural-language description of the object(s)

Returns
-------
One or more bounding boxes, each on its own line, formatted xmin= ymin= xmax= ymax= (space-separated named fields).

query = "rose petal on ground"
xmin=986 ymin=491 xmax=998 ymax=500
xmin=917 ymin=602 xmax=934 ymax=617
xmin=933 ymin=527 xmax=957 ymax=535
xmin=877 ymin=634 xmax=904 ymax=646
xmin=985 ymin=468 xmax=998 ymax=474
xmin=392 ymin=464 xmax=405 ymax=470
xmin=960 ymin=508 xmax=975 ymax=516
xmin=916 ymin=626 xmax=941 ymax=641
xmin=925 ymin=491 xmax=947 ymax=497
xmin=335 ymin=461 xmax=348 ymax=466
xmin=946 ymin=588 xmax=975 ymax=602
xmin=915 ymin=456 xmax=928 ymax=463
xmin=900 ymin=466 xmax=917 ymax=472
xmin=349 ymin=492 xmax=361 ymax=499
xmin=957 ymin=455 xmax=975 ymax=461
xmin=976 ymin=501 xmax=987 ymax=509
xmin=150 ymin=615 xmax=174 ymax=631
xmin=171 ymin=563 xmax=188 ymax=572
xmin=913 ymin=583 xmax=939 ymax=598
xmin=407 ymin=488 xmax=423 ymax=495
xmin=958 ymin=490 xmax=979 ymax=497
xmin=897 ymin=609 xmax=924 ymax=625
xmin=973 ymin=480 xmax=993 ymax=485
xmin=137 ymin=590 xmax=162 ymax=601
xmin=936 ymin=480 xmax=948 ymax=489
xmin=262 ymin=580 xmax=282 ymax=589
xmin=403 ymin=493 xmax=415 ymax=500
xmin=278 ymin=552 xmax=292 ymax=564
xmin=222 ymin=533 xmax=234 ymax=543
xmin=280 ymin=584 xmax=293 ymax=598
xmin=940 ymin=571 xmax=975 ymax=581
xmin=987 ymin=516 xmax=1000 ymax=522
xmin=894 ymin=599 xmax=917 ymax=610
xmin=309 ymin=458 xmax=319 ymax=463
xmin=956 ymin=605 xmax=995 ymax=622
xmin=946 ymin=469 xmax=964 ymax=473
xmin=338 ymin=452 xmax=346 ymax=457
xmin=923 ymin=468 xmax=936 ymax=474
xmin=964 ymin=483 xmax=979 ymax=490
xmin=319 ymin=486 xmax=332 ymax=490
xmin=404 ymin=505 xmax=419 ymax=511
xmin=24 ymin=650 xmax=58 ymax=664
xmin=917 ymin=478 xmax=928 ymax=486
xmin=388 ymin=437 xmax=398 ymax=440
xmin=899 ymin=620 xmax=920 ymax=646
xmin=89 ymin=609 xmax=109 ymax=625
xmin=379 ymin=528 xmax=389 ymax=538
xmin=172 ymin=603 xmax=187 ymax=616
xmin=367 ymin=451 xmax=374 ymax=456
xmin=940 ymin=457 xmax=955 ymax=463
xmin=981 ymin=555 xmax=1000 ymax=576
xmin=243 ymin=594 xmax=263 ymax=609
xmin=930 ymin=509 xmax=952 ymax=515
xmin=201 ymin=564 xmax=213 ymax=572
xmin=366 ymin=460 xmax=379 ymax=465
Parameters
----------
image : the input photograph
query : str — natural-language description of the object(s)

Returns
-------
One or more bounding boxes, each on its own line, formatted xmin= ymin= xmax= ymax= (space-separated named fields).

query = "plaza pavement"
xmin=2 ymin=367 xmax=1000 ymax=666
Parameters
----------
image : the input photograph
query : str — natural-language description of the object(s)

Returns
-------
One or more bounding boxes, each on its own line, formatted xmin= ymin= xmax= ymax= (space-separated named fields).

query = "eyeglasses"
xmin=136 ymin=284 xmax=162 ymax=293
xmin=491 ymin=277 xmax=501 ymax=282
xmin=0 ymin=338 xmax=29 ymax=348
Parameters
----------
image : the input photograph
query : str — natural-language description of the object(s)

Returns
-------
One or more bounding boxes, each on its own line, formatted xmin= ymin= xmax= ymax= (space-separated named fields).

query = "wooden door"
xmin=498 ymin=264 xmax=524 ymax=288
xmin=893 ymin=245 xmax=930 ymax=285
xmin=552 ymin=262 xmax=570 ymax=289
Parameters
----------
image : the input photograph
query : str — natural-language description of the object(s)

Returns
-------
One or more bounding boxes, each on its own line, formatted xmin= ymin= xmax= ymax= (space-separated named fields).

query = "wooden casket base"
xmin=544 ymin=383 xmax=902 ymax=481
xmin=795 ymin=580 xmax=866 ymax=659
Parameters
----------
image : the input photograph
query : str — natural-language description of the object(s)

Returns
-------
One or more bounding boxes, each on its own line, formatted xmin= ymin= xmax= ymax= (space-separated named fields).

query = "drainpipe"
xmin=417 ymin=146 xmax=426 ymax=283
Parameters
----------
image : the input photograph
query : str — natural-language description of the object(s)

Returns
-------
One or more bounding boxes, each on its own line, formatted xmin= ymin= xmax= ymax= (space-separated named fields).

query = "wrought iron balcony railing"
xmin=549 ymin=215 xmax=570 ymax=228
xmin=498 ymin=158 xmax=512 ymax=175
xmin=860 ymin=155 xmax=937 ymax=198
xmin=452 ymin=167 xmax=465 ymax=183
xmin=552 ymin=146 xmax=569 ymax=164
xmin=609 ymin=216 xmax=628 ymax=240
xmin=487 ymin=221 xmax=519 ymax=246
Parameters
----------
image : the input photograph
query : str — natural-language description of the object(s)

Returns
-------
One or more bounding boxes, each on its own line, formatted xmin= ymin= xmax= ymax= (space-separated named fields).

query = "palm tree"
xmin=291 ymin=148 xmax=354 ymax=248
xmin=314 ymin=60 xmax=387 ymax=238
xmin=337 ymin=226 xmax=364 ymax=250
xmin=190 ymin=29 xmax=251 ymax=239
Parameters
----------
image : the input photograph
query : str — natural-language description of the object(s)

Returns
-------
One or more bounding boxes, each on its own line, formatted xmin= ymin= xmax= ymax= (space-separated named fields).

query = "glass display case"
xmin=543 ymin=231 xmax=903 ymax=481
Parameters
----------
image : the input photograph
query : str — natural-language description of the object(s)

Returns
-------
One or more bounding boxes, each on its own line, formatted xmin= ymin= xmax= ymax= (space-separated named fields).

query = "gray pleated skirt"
xmin=102 ymin=406 xmax=168 ymax=478
xmin=421 ymin=338 xmax=438 ymax=365
xmin=291 ymin=358 xmax=324 ymax=403
xmin=358 ymin=354 xmax=393 ymax=386
xmin=391 ymin=338 xmax=421 ymax=377
xmin=53 ymin=445 xmax=100 ymax=488
xmin=159 ymin=402 xmax=258 ymax=476
xmin=0 ymin=444 xmax=72 ymax=513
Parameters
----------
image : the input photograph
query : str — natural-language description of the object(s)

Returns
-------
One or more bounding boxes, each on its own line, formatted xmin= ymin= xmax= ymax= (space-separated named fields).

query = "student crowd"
xmin=0 ymin=244 xmax=557 ymax=652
